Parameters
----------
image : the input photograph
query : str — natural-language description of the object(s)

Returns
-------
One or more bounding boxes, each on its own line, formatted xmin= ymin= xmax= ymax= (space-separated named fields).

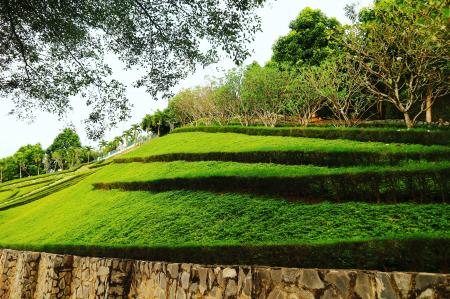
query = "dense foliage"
xmin=0 ymin=0 xmax=265 ymax=138
xmin=271 ymin=7 xmax=342 ymax=67
xmin=0 ymin=128 xmax=97 ymax=182
xmin=344 ymin=0 xmax=449 ymax=128
xmin=165 ymin=2 xmax=449 ymax=129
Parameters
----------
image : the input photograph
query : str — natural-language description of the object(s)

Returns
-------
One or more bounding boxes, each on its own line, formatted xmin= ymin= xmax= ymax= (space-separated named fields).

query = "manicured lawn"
xmin=0 ymin=189 xmax=15 ymax=202
xmin=93 ymin=160 xmax=449 ymax=183
xmin=0 ymin=170 xmax=448 ymax=246
xmin=121 ymin=132 xmax=450 ymax=159
xmin=0 ymin=131 xmax=448 ymax=270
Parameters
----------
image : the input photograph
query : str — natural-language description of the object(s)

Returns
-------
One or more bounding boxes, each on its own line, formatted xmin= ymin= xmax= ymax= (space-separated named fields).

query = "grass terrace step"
xmin=93 ymin=161 xmax=450 ymax=203
xmin=0 ymin=171 xmax=95 ymax=211
xmin=0 ymin=180 xmax=448 ymax=271
xmin=1 ymin=130 xmax=449 ymax=272
xmin=116 ymin=132 xmax=450 ymax=166
xmin=172 ymin=125 xmax=450 ymax=146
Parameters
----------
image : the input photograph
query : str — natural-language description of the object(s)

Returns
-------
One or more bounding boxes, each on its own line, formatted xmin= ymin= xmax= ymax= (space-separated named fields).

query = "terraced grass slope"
xmin=0 ymin=130 xmax=449 ymax=272
xmin=0 ymin=166 xmax=96 ymax=211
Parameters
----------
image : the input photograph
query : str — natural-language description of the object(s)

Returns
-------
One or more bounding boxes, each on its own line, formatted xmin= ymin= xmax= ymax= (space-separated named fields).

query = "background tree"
xmin=141 ymin=110 xmax=175 ymax=137
xmin=0 ymin=159 xmax=5 ymax=183
xmin=47 ymin=129 xmax=82 ymax=154
xmin=1 ymin=0 xmax=265 ymax=139
xmin=284 ymin=70 xmax=325 ymax=126
xmin=122 ymin=130 xmax=133 ymax=146
xmin=304 ymin=57 xmax=376 ymax=126
xmin=52 ymin=151 xmax=64 ymax=171
xmin=42 ymin=155 xmax=51 ymax=174
xmin=47 ymin=128 xmax=82 ymax=170
xmin=212 ymin=67 xmax=250 ymax=125
xmin=271 ymin=7 xmax=342 ymax=67
xmin=241 ymin=63 xmax=290 ymax=127
xmin=84 ymin=146 xmax=94 ymax=163
xmin=344 ymin=0 xmax=449 ymax=128
xmin=32 ymin=144 xmax=45 ymax=175
xmin=98 ymin=140 xmax=108 ymax=156
xmin=130 ymin=124 xmax=142 ymax=143
xmin=14 ymin=152 xmax=26 ymax=178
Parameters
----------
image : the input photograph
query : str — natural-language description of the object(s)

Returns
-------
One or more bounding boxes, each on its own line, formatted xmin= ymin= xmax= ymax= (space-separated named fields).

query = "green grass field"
xmin=94 ymin=160 xmax=449 ymax=182
xmin=0 ymin=130 xmax=449 ymax=271
xmin=122 ymin=132 xmax=450 ymax=158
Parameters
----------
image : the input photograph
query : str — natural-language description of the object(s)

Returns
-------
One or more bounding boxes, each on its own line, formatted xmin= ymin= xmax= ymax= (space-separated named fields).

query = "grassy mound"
xmin=0 ymin=130 xmax=449 ymax=271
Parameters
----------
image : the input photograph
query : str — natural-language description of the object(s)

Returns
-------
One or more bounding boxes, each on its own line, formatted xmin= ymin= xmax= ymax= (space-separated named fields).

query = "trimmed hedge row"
xmin=114 ymin=150 xmax=450 ymax=167
xmin=172 ymin=126 xmax=450 ymax=146
xmin=93 ymin=168 xmax=449 ymax=203
xmin=2 ymin=237 xmax=448 ymax=272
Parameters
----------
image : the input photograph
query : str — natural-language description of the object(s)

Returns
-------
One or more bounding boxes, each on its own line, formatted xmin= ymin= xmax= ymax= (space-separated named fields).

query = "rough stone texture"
xmin=0 ymin=249 xmax=449 ymax=298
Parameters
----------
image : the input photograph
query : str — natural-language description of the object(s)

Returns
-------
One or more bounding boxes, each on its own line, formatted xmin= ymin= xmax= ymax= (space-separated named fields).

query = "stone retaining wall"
xmin=0 ymin=249 xmax=448 ymax=298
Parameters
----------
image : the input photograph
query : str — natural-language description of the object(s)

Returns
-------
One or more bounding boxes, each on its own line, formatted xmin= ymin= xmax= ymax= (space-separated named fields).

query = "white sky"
xmin=0 ymin=0 xmax=372 ymax=157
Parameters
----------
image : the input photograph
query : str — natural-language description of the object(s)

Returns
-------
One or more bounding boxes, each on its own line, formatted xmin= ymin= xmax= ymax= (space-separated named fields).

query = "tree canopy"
xmin=47 ymin=128 xmax=81 ymax=153
xmin=0 ymin=0 xmax=265 ymax=138
xmin=271 ymin=7 xmax=342 ymax=67
xmin=344 ymin=0 xmax=449 ymax=127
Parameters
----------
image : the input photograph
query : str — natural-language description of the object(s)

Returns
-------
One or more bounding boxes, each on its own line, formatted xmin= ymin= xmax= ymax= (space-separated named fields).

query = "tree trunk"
xmin=19 ymin=167 xmax=22 ymax=179
xmin=377 ymin=98 xmax=384 ymax=119
xmin=403 ymin=112 xmax=413 ymax=128
xmin=425 ymin=86 xmax=432 ymax=123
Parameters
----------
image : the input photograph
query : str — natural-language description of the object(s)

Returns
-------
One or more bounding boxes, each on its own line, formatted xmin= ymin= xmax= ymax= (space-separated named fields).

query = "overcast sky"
xmin=0 ymin=0 xmax=372 ymax=158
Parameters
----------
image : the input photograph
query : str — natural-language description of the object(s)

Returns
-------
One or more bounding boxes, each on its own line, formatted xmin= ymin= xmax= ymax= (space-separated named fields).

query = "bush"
xmin=172 ymin=126 xmax=450 ymax=146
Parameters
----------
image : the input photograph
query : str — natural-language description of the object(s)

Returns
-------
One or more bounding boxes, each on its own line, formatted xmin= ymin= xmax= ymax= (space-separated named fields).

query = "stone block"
xmin=282 ymin=268 xmax=299 ymax=284
xmin=374 ymin=272 xmax=397 ymax=299
xmin=415 ymin=273 xmax=447 ymax=290
xmin=298 ymin=269 xmax=324 ymax=289
xmin=167 ymin=263 xmax=180 ymax=279
xmin=354 ymin=272 xmax=376 ymax=299
xmin=324 ymin=270 xmax=350 ymax=296
xmin=181 ymin=271 xmax=190 ymax=290
xmin=223 ymin=267 xmax=237 ymax=279
xmin=393 ymin=272 xmax=412 ymax=298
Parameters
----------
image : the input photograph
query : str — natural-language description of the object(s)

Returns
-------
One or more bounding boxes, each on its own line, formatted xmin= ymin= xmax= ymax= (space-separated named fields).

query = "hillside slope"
xmin=0 ymin=131 xmax=448 ymax=272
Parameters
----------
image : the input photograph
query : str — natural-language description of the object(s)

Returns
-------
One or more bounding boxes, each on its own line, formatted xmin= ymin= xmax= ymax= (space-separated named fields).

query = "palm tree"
xmin=99 ymin=140 xmax=108 ymax=155
xmin=85 ymin=146 xmax=93 ymax=163
xmin=113 ymin=136 xmax=123 ymax=150
xmin=15 ymin=152 xmax=26 ymax=178
xmin=122 ymin=129 xmax=133 ymax=145
xmin=130 ymin=124 xmax=142 ymax=143
xmin=33 ymin=154 xmax=43 ymax=175
xmin=141 ymin=114 xmax=153 ymax=135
